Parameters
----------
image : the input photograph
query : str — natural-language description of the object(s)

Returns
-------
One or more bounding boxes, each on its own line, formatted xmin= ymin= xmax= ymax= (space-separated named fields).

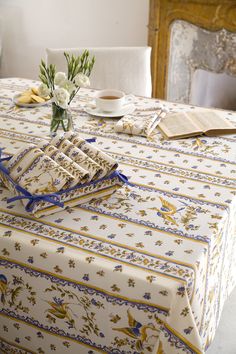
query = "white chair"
xmin=46 ymin=47 xmax=152 ymax=97
xmin=190 ymin=69 xmax=236 ymax=111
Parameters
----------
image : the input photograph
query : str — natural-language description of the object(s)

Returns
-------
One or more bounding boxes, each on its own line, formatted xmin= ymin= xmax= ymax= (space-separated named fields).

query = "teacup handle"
xmin=125 ymin=94 xmax=135 ymax=104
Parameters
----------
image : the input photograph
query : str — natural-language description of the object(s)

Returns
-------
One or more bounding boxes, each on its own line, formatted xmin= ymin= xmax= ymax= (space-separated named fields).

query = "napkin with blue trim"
xmin=114 ymin=107 xmax=168 ymax=137
xmin=64 ymin=132 xmax=118 ymax=178
xmin=38 ymin=140 xmax=90 ymax=186
xmin=7 ymin=145 xmax=74 ymax=194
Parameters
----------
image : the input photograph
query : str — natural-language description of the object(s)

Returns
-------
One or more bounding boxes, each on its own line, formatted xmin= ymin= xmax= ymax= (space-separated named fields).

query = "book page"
xmin=189 ymin=111 xmax=235 ymax=132
xmin=158 ymin=112 xmax=201 ymax=139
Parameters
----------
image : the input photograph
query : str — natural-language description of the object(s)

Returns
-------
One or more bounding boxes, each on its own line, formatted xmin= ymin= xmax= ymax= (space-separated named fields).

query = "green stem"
xmin=69 ymin=87 xmax=80 ymax=104
xmin=61 ymin=119 xmax=66 ymax=131
xmin=51 ymin=103 xmax=73 ymax=134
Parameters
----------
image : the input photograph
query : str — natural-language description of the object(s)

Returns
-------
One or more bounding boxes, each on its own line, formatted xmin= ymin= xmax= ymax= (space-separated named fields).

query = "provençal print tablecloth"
xmin=0 ymin=78 xmax=236 ymax=354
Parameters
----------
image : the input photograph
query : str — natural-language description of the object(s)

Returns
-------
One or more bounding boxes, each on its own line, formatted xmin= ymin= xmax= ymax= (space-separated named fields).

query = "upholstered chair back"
xmin=46 ymin=47 xmax=152 ymax=97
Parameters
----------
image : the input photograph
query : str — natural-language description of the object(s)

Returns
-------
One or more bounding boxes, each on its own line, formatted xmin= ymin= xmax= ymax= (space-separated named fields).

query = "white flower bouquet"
xmin=39 ymin=51 xmax=95 ymax=136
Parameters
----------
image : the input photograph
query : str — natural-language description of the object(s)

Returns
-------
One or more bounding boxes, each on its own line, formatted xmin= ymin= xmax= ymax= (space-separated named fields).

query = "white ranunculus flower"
xmin=74 ymin=73 xmax=90 ymax=88
xmin=54 ymin=72 xmax=67 ymax=86
xmin=60 ymin=79 xmax=76 ymax=95
xmin=53 ymin=88 xmax=70 ymax=109
xmin=38 ymin=83 xmax=50 ymax=98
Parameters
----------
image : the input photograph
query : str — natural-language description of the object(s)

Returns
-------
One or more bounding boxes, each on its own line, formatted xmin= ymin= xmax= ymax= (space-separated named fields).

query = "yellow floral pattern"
xmin=0 ymin=78 xmax=236 ymax=354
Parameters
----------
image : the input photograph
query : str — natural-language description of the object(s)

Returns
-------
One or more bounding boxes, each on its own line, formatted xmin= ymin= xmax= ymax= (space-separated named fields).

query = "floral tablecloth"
xmin=0 ymin=78 xmax=236 ymax=354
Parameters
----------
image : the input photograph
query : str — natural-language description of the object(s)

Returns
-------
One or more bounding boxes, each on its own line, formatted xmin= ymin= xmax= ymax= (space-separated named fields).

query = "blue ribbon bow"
xmin=115 ymin=171 xmax=133 ymax=186
xmin=0 ymin=141 xmax=131 ymax=214
xmin=8 ymin=184 xmax=64 ymax=212
xmin=0 ymin=148 xmax=64 ymax=212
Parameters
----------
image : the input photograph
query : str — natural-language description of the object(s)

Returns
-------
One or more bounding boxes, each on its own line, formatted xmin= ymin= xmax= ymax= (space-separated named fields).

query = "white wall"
xmin=0 ymin=0 xmax=149 ymax=79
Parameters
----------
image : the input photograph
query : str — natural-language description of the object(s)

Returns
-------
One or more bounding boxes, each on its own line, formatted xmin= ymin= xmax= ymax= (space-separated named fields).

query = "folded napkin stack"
xmin=64 ymin=132 xmax=118 ymax=178
xmin=50 ymin=136 xmax=103 ymax=181
xmin=114 ymin=106 xmax=167 ymax=137
xmin=6 ymin=134 xmax=118 ymax=197
xmin=7 ymin=144 xmax=74 ymax=194
xmin=37 ymin=140 xmax=90 ymax=186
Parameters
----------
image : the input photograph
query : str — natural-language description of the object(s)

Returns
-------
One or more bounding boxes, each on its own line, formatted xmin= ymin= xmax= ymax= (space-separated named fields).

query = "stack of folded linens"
xmin=114 ymin=107 xmax=168 ymax=137
xmin=7 ymin=144 xmax=74 ymax=194
xmin=1 ymin=134 xmax=122 ymax=217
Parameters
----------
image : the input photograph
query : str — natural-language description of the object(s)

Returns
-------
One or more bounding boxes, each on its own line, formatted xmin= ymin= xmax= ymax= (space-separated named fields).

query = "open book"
xmin=158 ymin=111 xmax=236 ymax=139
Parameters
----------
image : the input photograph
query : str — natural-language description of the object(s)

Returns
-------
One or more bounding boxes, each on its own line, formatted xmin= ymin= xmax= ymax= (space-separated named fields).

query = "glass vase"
xmin=50 ymin=102 xmax=74 ymax=137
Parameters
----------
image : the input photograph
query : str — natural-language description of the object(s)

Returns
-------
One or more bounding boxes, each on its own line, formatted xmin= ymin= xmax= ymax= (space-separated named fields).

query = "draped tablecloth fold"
xmin=0 ymin=78 xmax=236 ymax=354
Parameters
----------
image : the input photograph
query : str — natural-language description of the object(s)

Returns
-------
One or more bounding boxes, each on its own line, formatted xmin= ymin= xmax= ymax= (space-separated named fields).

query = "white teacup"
xmin=95 ymin=89 xmax=133 ymax=113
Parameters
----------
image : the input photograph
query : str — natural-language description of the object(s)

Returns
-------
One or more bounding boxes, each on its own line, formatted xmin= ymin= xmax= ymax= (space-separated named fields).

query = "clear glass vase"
xmin=50 ymin=102 xmax=74 ymax=137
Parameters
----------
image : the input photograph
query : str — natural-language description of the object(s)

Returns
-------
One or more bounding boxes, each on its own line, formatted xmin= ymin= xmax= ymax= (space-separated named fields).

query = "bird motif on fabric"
xmin=113 ymin=309 xmax=157 ymax=350
xmin=33 ymin=180 xmax=58 ymax=194
xmin=45 ymin=297 xmax=76 ymax=327
xmin=0 ymin=274 xmax=8 ymax=304
xmin=122 ymin=119 xmax=136 ymax=134
xmin=150 ymin=197 xmax=181 ymax=226
xmin=192 ymin=138 xmax=205 ymax=150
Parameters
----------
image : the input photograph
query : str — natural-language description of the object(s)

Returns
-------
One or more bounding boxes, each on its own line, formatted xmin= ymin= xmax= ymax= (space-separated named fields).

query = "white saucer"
xmin=84 ymin=104 xmax=135 ymax=118
xmin=13 ymin=94 xmax=51 ymax=108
